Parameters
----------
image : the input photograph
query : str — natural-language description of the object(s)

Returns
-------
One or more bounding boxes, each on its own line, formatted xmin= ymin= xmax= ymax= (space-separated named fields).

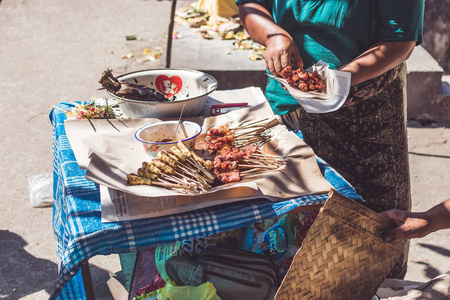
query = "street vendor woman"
xmin=236 ymin=0 xmax=424 ymax=278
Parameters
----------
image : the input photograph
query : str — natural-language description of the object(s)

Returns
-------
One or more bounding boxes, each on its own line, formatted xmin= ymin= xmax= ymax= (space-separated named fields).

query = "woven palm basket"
xmin=275 ymin=190 xmax=405 ymax=300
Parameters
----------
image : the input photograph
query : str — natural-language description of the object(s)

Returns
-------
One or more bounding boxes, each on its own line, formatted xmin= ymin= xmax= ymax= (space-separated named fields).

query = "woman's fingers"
xmin=291 ymin=50 xmax=304 ymax=71
xmin=381 ymin=210 xmax=431 ymax=242
xmin=265 ymin=35 xmax=302 ymax=76
xmin=264 ymin=56 xmax=274 ymax=75
xmin=385 ymin=226 xmax=407 ymax=242
xmin=265 ymin=51 xmax=283 ymax=76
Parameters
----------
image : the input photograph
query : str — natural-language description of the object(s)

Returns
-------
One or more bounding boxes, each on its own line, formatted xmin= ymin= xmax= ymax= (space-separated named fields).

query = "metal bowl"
xmin=108 ymin=69 xmax=218 ymax=118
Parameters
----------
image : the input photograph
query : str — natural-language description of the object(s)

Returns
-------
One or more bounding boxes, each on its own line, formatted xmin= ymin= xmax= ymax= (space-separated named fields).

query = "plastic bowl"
xmin=109 ymin=69 xmax=218 ymax=118
xmin=135 ymin=121 xmax=202 ymax=158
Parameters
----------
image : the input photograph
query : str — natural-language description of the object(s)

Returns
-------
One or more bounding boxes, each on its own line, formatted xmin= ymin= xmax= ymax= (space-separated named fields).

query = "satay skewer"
xmin=142 ymin=161 xmax=197 ymax=189
xmin=238 ymin=164 xmax=279 ymax=169
xmin=144 ymin=160 xmax=201 ymax=189
xmin=155 ymin=151 xmax=212 ymax=192
xmin=159 ymin=150 xmax=213 ymax=187
xmin=127 ymin=174 xmax=192 ymax=190
xmin=241 ymin=160 xmax=278 ymax=167
xmin=168 ymin=147 xmax=213 ymax=182
xmin=137 ymin=168 xmax=192 ymax=190
xmin=176 ymin=142 xmax=216 ymax=180
xmin=243 ymin=157 xmax=286 ymax=165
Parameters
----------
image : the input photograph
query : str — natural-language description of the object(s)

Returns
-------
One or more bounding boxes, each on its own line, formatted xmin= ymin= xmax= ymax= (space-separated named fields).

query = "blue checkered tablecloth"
xmin=49 ymin=102 xmax=362 ymax=300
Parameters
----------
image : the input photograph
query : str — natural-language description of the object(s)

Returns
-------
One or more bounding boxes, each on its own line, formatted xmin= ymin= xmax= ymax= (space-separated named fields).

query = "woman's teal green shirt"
xmin=235 ymin=0 xmax=424 ymax=115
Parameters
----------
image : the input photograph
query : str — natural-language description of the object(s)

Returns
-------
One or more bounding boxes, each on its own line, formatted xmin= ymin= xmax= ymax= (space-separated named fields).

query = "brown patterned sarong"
xmin=281 ymin=62 xmax=411 ymax=278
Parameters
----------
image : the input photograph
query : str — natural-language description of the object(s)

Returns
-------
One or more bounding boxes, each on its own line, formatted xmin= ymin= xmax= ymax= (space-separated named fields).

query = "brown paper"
xmin=83 ymin=102 xmax=332 ymax=204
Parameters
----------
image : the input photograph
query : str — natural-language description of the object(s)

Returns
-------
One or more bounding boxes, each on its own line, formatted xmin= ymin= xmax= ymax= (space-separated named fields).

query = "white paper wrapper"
xmin=269 ymin=61 xmax=351 ymax=113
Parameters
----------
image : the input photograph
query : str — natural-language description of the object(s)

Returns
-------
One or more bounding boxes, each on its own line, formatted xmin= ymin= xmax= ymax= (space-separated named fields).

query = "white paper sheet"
xmin=269 ymin=61 xmax=351 ymax=113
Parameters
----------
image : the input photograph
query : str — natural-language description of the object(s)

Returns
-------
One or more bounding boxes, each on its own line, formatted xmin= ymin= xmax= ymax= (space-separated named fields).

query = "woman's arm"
xmin=240 ymin=3 xmax=417 ymax=85
xmin=380 ymin=199 xmax=450 ymax=242
xmin=339 ymin=40 xmax=416 ymax=86
xmin=239 ymin=2 xmax=303 ymax=76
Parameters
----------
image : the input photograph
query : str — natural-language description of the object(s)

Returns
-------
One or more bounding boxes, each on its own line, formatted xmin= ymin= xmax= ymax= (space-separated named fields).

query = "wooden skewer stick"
xmin=235 ymin=130 xmax=269 ymax=137
xmin=247 ymin=156 xmax=287 ymax=164
xmin=251 ymin=152 xmax=285 ymax=159
xmin=178 ymin=161 xmax=212 ymax=182
xmin=174 ymin=167 xmax=211 ymax=189
xmin=234 ymin=139 xmax=271 ymax=148
xmin=233 ymin=125 xmax=268 ymax=132
xmin=242 ymin=160 xmax=276 ymax=166
xmin=240 ymin=168 xmax=261 ymax=175
xmin=186 ymin=159 xmax=215 ymax=182
xmin=235 ymin=137 xmax=267 ymax=144
xmin=234 ymin=128 xmax=267 ymax=137
xmin=239 ymin=164 xmax=279 ymax=169
xmin=233 ymin=118 xmax=269 ymax=128
xmin=234 ymin=138 xmax=268 ymax=145
xmin=153 ymin=181 xmax=191 ymax=190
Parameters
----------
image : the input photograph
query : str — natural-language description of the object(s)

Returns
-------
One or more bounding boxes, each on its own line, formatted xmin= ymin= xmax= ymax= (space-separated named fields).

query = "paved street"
xmin=0 ymin=0 xmax=448 ymax=299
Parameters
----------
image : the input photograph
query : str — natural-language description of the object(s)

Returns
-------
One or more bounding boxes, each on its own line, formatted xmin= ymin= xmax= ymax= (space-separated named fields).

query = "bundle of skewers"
xmin=127 ymin=119 xmax=286 ymax=193
xmin=204 ymin=118 xmax=275 ymax=151
xmin=204 ymin=119 xmax=287 ymax=184
xmin=213 ymin=145 xmax=286 ymax=183
xmin=127 ymin=141 xmax=215 ymax=193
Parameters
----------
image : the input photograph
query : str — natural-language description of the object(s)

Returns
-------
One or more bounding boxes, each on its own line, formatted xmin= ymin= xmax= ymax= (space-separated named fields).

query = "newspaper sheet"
xmin=101 ymin=185 xmax=265 ymax=222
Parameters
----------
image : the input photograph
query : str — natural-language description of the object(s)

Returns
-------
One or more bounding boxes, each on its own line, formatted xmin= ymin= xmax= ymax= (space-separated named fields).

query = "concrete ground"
xmin=0 ymin=0 xmax=449 ymax=299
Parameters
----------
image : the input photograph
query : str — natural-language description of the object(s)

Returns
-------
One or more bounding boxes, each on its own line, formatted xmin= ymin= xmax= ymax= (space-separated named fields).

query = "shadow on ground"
xmin=410 ymin=243 xmax=450 ymax=280
xmin=0 ymin=230 xmax=113 ymax=300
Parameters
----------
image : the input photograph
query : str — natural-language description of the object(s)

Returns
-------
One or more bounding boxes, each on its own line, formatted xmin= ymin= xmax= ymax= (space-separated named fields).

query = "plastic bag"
xmin=158 ymin=282 xmax=222 ymax=300
xmin=28 ymin=172 xmax=53 ymax=207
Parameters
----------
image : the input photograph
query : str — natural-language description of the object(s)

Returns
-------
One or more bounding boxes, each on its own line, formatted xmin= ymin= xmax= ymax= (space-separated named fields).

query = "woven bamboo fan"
xmin=275 ymin=189 xmax=405 ymax=300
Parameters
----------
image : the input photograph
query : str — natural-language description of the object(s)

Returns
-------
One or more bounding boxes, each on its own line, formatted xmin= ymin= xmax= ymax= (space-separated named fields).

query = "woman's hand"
xmin=380 ymin=199 xmax=450 ymax=242
xmin=380 ymin=210 xmax=433 ymax=242
xmin=265 ymin=34 xmax=303 ymax=76
xmin=238 ymin=2 xmax=303 ymax=77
